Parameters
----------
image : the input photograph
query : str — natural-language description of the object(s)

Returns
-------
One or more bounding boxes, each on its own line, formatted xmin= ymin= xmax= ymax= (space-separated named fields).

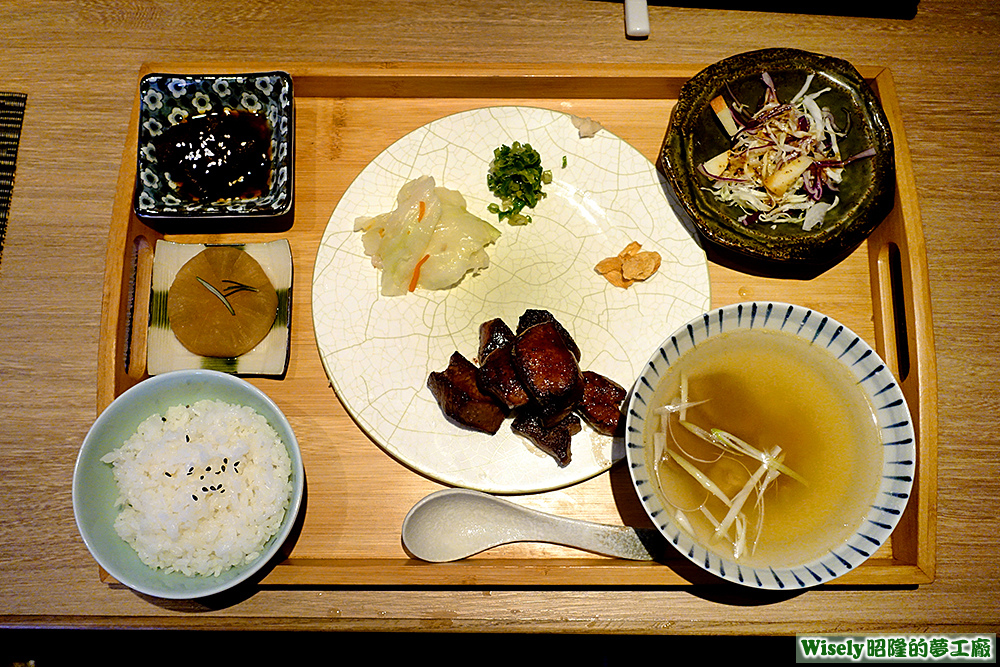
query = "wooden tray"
xmin=98 ymin=62 xmax=937 ymax=587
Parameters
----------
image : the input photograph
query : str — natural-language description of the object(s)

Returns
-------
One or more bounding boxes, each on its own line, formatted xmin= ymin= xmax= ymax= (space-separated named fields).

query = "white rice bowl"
xmin=101 ymin=399 xmax=293 ymax=577
xmin=74 ymin=369 xmax=304 ymax=599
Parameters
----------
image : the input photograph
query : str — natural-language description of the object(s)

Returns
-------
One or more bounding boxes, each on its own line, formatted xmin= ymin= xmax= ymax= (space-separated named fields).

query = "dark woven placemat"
xmin=1 ymin=92 xmax=28 ymax=268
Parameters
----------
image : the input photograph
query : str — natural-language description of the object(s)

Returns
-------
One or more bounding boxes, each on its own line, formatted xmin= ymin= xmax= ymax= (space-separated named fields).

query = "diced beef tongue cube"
xmin=516 ymin=309 xmax=582 ymax=361
xmin=427 ymin=307 xmax=628 ymax=469
xmin=575 ymin=370 xmax=627 ymax=436
xmin=477 ymin=343 xmax=532 ymax=410
xmin=511 ymin=411 xmax=582 ymax=468
xmin=427 ymin=352 xmax=507 ymax=435
xmin=477 ymin=318 xmax=516 ymax=362
xmin=511 ymin=319 xmax=584 ymax=426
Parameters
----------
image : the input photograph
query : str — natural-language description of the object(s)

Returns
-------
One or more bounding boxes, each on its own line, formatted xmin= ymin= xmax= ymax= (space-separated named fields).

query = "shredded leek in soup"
xmin=647 ymin=328 xmax=882 ymax=567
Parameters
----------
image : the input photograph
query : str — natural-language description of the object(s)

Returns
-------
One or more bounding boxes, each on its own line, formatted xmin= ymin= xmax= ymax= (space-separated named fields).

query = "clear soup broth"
xmin=646 ymin=327 xmax=882 ymax=568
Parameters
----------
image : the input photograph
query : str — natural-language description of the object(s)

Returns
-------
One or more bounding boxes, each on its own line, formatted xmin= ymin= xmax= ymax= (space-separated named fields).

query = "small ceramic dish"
xmin=146 ymin=239 xmax=292 ymax=377
xmin=626 ymin=302 xmax=915 ymax=589
xmin=134 ymin=71 xmax=294 ymax=220
xmin=659 ymin=48 xmax=895 ymax=272
xmin=73 ymin=370 xmax=304 ymax=599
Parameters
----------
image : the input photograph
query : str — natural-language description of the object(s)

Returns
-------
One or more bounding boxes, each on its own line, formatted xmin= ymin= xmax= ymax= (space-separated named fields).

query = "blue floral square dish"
xmin=134 ymin=72 xmax=294 ymax=220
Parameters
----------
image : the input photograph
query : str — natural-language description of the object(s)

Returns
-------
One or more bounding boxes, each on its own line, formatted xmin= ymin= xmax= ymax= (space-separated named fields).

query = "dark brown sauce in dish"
xmin=155 ymin=110 xmax=271 ymax=203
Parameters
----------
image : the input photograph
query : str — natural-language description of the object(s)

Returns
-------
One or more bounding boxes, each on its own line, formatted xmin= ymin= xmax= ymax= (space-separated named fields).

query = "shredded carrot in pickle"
xmin=409 ymin=254 xmax=430 ymax=292
xmin=418 ymin=200 xmax=426 ymax=221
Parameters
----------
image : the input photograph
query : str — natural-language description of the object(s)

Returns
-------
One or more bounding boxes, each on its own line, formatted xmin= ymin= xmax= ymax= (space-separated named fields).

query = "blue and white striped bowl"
xmin=625 ymin=301 xmax=915 ymax=589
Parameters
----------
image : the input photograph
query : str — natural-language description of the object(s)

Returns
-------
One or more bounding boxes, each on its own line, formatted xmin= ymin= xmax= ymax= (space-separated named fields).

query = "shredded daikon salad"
xmin=699 ymin=72 xmax=875 ymax=231
xmin=651 ymin=376 xmax=808 ymax=560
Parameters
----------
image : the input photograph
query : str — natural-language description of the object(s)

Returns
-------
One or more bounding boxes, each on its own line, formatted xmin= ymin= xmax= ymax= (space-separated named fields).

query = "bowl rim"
xmin=625 ymin=301 xmax=915 ymax=589
xmin=133 ymin=70 xmax=295 ymax=221
xmin=72 ymin=369 xmax=304 ymax=599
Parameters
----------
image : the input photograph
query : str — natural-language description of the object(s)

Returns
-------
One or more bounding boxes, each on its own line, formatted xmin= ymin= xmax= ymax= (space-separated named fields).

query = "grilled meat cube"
xmin=511 ymin=319 xmax=584 ymax=425
xmin=515 ymin=309 xmax=581 ymax=361
xmin=511 ymin=411 xmax=582 ymax=468
xmin=427 ymin=352 xmax=507 ymax=435
xmin=476 ymin=343 xmax=531 ymax=409
xmin=575 ymin=370 xmax=627 ymax=436
xmin=477 ymin=318 xmax=516 ymax=362
xmin=515 ymin=308 xmax=550 ymax=333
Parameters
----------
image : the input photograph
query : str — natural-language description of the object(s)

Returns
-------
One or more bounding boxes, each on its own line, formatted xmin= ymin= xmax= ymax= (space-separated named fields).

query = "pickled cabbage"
xmin=354 ymin=176 xmax=502 ymax=296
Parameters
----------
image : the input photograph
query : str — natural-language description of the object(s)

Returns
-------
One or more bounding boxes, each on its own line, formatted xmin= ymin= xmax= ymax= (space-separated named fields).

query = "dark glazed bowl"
xmin=658 ymin=48 xmax=895 ymax=275
xmin=134 ymin=71 xmax=294 ymax=223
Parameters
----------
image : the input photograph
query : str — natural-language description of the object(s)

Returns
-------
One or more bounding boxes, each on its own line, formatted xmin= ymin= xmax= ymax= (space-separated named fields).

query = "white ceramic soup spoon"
xmin=401 ymin=488 xmax=665 ymax=562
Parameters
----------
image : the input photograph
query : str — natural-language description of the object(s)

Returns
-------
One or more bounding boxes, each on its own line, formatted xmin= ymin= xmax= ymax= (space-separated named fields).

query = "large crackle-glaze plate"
xmin=312 ymin=106 xmax=711 ymax=494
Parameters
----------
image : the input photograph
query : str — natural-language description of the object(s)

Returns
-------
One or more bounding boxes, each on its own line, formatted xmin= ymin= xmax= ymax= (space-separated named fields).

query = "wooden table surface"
xmin=2 ymin=0 xmax=998 ymax=640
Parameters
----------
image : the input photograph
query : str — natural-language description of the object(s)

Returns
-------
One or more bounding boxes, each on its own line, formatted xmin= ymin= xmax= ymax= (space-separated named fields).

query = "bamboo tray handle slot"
xmin=125 ymin=233 xmax=154 ymax=379
xmin=873 ymin=240 xmax=909 ymax=384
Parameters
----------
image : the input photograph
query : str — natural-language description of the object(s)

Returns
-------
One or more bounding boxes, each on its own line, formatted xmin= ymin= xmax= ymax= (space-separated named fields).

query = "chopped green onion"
xmin=486 ymin=142 xmax=551 ymax=225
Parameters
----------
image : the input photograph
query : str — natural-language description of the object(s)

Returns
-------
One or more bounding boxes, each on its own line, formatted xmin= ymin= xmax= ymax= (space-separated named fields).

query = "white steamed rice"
xmin=100 ymin=399 xmax=293 ymax=577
